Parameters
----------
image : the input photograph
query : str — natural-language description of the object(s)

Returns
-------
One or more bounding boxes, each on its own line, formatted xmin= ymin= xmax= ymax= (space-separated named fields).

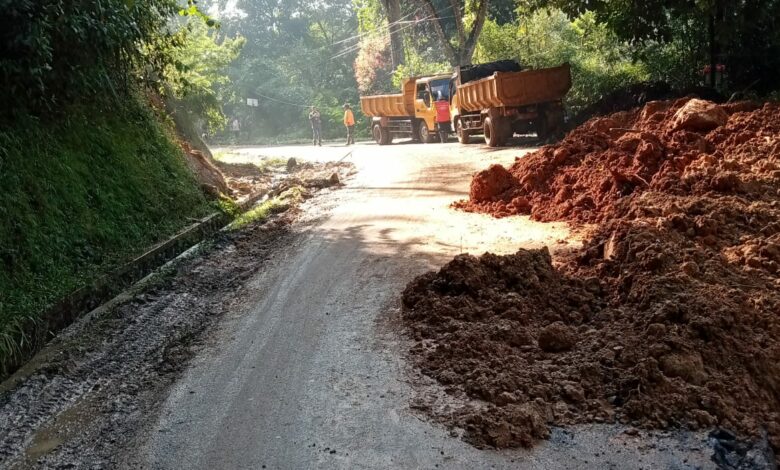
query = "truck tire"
xmin=535 ymin=115 xmax=549 ymax=141
xmin=498 ymin=120 xmax=513 ymax=144
xmin=411 ymin=119 xmax=421 ymax=142
xmin=536 ymin=107 xmax=563 ymax=142
xmin=484 ymin=116 xmax=504 ymax=147
xmin=456 ymin=118 xmax=472 ymax=145
xmin=418 ymin=120 xmax=436 ymax=144
xmin=372 ymin=124 xmax=392 ymax=145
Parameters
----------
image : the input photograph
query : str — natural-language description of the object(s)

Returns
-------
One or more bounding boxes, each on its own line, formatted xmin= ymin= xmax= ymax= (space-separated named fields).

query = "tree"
xmin=0 ymin=0 xmax=183 ymax=113
xmin=206 ymin=0 xmax=363 ymax=141
xmin=354 ymin=35 xmax=393 ymax=93
xmin=415 ymin=0 xmax=490 ymax=65
xmin=164 ymin=18 xmax=245 ymax=130
xmin=526 ymin=0 xmax=780 ymax=92
xmin=382 ymin=0 xmax=406 ymax=67
xmin=475 ymin=9 xmax=649 ymax=114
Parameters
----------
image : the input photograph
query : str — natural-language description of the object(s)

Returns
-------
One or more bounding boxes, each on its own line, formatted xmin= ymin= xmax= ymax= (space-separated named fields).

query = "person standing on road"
xmin=231 ymin=118 xmax=241 ymax=141
xmin=309 ymin=107 xmax=322 ymax=146
xmin=343 ymin=103 xmax=355 ymax=146
xmin=434 ymin=91 xmax=451 ymax=143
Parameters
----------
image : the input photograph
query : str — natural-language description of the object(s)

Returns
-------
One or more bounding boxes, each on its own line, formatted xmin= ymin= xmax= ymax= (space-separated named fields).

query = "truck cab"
xmin=413 ymin=75 xmax=452 ymax=143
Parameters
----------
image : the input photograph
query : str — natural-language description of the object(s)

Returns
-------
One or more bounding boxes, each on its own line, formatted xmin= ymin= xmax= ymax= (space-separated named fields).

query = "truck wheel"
xmin=456 ymin=119 xmax=471 ymax=145
xmin=418 ymin=121 xmax=436 ymax=144
xmin=484 ymin=116 xmax=504 ymax=147
xmin=536 ymin=107 xmax=563 ymax=142
xmin=536 ymin=116 xmax=549 ymax=141
xmin=500 ymin=120 xmax=514 ymax=144
xmin=411 ymin=120 xmax=421 ymax=142
xmin=372 ymin=124 xmax=391 ymax=145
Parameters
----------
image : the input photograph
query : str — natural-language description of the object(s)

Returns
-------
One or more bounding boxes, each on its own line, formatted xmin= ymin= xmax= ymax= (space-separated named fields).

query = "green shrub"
xmin=475 ymin=9 xmax=650 ymax=115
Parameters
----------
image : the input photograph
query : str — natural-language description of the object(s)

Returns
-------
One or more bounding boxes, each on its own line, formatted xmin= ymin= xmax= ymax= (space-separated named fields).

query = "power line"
xmin=245 ymin=5 xmax=460 ymax=108
xmin=328 ymin=14 xmax=457 ymax=61
xmin=329 ymin=10 xmax=418 ymax=47
xmin=326 ymin=3 xmax=457 ymax=59
xmin=250 ymin=91 xmax=311 ymax=108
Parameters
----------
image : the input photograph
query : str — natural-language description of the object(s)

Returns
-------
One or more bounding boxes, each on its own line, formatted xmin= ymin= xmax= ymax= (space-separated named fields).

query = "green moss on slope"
xmin=0 ymin=100 xmax=212 ymax=362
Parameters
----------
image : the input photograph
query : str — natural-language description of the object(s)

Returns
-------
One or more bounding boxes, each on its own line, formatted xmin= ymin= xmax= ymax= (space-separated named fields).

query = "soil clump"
xmin=407 ymin=98 xmax=780 ymax=461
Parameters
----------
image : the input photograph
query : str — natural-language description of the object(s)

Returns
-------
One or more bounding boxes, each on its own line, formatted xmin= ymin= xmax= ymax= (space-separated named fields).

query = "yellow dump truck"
xmin=360 ymin=74 xmax=452 ymax=145
xmin=451 ymin=62 xmax=572 ymax=146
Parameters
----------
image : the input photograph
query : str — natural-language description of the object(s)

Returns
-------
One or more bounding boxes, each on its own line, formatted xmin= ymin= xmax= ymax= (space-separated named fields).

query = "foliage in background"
xmin=355 ymin=35 xmax=394 ymax=94
xmin=0 ymin=0 xmax=178 ymax=114
xmin=208 ymin=0 xmax=366 ymax=143
xmin=0 ymin=100 xmax=212 ymax=365
xmin=164 ymin=18 xmax=245 ymax=130
xmin=525 ymin=0 xmax=780 ymax=94
xmin=391 ymin=43 xmax=450 ymax=87
xmin=475 ymin=9 xmax=649 ymax=114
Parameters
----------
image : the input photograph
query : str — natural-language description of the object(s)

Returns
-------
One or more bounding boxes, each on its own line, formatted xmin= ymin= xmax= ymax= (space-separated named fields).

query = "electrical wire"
xmin=248 ymin=4 xmax=459 ymax=107
xmin=326 ymin=3 xmax=456 ymax=59
xmin=251 ymin=91 xmax=312 ymax=108
xmin=328 ymin=14 xmax=457 ymax=61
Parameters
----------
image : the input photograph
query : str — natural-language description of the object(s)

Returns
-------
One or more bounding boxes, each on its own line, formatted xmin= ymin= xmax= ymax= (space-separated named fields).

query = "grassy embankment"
xmin=0 ymin=101 xmax=212 ymax=368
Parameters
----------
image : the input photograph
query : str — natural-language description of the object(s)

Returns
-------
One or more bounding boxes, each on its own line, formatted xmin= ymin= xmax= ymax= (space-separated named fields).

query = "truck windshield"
xmin=430 ymin=79 xmax=450 ymax=101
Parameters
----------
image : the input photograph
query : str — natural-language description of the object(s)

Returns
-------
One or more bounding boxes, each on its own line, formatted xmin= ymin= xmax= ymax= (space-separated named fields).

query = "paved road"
xmin=143 ymin=141 xmax=714 ymax=469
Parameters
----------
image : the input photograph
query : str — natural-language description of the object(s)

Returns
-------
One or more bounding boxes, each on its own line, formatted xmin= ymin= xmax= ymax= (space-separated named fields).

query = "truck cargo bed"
xmin=359 ymin=79 xmax=417 ymax=117
xmin=457 ymin=63 xmax=571 ymax=111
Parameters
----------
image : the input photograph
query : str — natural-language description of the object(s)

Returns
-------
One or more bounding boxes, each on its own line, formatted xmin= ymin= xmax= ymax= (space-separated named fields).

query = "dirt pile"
xmin=214 ymin=158 xmax=353 ymax=201
xmin=564 ymin=82 xmax=724 ymax=133
xmin=181 ymin=141 xmax=230 ymax=198
xmin=455 ymin=98 xmax=778 ymax=224
xmin=407 ymin=98 xmax=780 ymax=458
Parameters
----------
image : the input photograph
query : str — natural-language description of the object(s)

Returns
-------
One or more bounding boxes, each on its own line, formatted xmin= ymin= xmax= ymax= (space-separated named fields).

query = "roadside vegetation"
xmin=0 ymin=103 xmax=212 ymax=363
xmin=0 ymin=1 xmax=243 ymax=370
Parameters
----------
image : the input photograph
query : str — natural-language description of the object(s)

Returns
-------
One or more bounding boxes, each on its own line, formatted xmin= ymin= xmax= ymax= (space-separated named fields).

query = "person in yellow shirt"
xmin=343 ymin=103 xmax=355 ymax=145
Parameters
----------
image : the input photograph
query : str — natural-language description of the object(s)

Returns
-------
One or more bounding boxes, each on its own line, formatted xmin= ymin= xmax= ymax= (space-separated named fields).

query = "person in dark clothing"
xmin=309 ymin=107 xmax=322 ymax=146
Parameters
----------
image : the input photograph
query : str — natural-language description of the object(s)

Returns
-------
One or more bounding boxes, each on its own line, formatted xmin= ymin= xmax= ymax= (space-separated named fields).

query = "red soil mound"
xmin=454 ymin=99 xmax=778 ymax=224
xmin=406 ymin=99 xmax=780 ymax=458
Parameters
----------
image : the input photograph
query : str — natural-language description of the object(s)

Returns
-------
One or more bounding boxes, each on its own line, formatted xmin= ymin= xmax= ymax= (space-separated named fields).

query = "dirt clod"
xmin=469 ymin=164 xmax=516 ymax=201
xmin=670 ymin=98 xmax=729 ymax=132
xmin=537 ymin=322 xmax=575 ymax=352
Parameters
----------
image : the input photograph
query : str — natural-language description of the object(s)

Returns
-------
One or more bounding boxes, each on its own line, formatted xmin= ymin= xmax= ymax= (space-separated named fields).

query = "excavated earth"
xmin=407 ymin=98 xmax=780 ymax=463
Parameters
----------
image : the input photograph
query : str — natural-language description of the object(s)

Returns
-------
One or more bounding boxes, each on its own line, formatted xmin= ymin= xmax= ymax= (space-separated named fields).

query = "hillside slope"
xmin=0 ymin=101 xmax=212 ymax=368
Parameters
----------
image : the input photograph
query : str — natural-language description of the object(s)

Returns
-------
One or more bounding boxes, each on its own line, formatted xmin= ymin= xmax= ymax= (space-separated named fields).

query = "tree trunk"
xmin=461 ymin=0 xmax=489 ymax=65
xmin=419 ymin=0 xmax=490 ymax=66
xmin=383 ymin=0 xmax=405 ymax=68
xmin=709 ymin=11 xmax=717 ymax=89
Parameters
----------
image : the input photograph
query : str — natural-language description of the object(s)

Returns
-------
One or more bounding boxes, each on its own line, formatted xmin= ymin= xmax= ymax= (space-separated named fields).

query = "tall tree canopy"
xmin=526 ymin=0 xmax=780 ymax=92
xmin=207 ymin=0 xmax=362 ymax=140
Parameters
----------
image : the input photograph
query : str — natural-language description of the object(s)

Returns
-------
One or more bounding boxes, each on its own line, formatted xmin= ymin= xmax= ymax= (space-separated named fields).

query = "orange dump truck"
xmin=452 ymin=62 xmax=572 ymax=146
xmin=360 ymin=74 xmax=452 ymax=145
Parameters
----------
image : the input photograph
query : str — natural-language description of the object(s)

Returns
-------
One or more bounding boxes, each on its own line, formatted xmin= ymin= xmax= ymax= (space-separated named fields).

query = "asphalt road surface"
xmin=141 ymin=140 xmax=714 ymax=469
